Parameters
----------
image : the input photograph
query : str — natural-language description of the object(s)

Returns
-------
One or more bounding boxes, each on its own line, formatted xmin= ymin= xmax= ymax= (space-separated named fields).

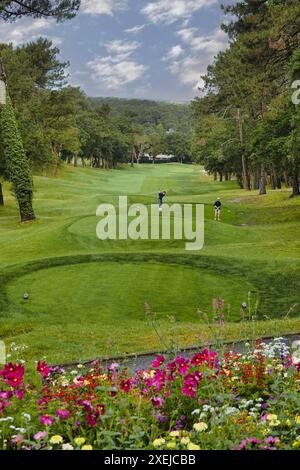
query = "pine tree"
xmin=0 ymin=95 xmax=35 ymax=221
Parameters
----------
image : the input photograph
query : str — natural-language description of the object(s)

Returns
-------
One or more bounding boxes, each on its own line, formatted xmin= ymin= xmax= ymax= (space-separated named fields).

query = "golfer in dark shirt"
xmin=158 ymin=191 xmax=166 ymax=209
xmin=214 ymin=198 xmax=222 ymax=221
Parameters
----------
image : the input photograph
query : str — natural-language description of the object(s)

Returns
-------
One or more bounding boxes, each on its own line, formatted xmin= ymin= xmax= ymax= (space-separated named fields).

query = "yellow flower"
xmin=180 ymin=437 xmax=190 ymax=445
xmin=286 ymin=419 xmax=292 ymax=427
xmin=292 ymin=440 xmax=300 ymax=449
xmin=295 ymin=416 xmax=300 ymax=425
xmin=50 ymin=435 xmax=63 ymax=445
xmin=193 ymin=422 xmax=208 ymax=432
xmin=153 ymin=438 xmax=165 ymax=447
xmin=81 ymin=445 xmax=93 ymax=451
xmin=167 ymin=441 xmax=176 ymax=449
xmin=170 ymin=431 xmax=180 ymax=437
xmin=269 ymin=420 xmax=280 ymax=427
xmin=188 ymin=443 xmax=201 ymax=451
xmin=267 ymin=414 xmax=278 ymax=421
xmin=74 ymin=437 xmax=86 ymax=447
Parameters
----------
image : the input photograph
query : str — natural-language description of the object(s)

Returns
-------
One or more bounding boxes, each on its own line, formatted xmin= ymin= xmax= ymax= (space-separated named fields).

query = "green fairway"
xmin=0 ymin=163 xmax=300 ymax=363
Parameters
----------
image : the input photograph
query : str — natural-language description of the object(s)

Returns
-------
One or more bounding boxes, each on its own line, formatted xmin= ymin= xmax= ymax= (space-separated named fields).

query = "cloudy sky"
xmin=0 ymin=0 xmax=233 ymax=102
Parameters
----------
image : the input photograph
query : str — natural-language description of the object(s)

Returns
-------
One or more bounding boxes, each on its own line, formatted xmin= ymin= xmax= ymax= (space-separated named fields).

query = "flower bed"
xmin=0 ymin=339 xmax=299 ymax=450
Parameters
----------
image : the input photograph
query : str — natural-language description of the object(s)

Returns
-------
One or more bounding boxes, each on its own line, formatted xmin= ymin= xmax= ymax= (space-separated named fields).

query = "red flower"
xmin=96 ymin=404 xmax=106 ymax=415
xmin=120 ymin=379 xmax=132 ymax=393
xmin=86 ymin=413 xmax=98 ymax=427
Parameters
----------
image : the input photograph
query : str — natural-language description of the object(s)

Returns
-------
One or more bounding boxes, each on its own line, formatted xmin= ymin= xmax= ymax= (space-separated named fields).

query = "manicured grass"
xmin=0 ymin=163 xmax=299 ymax=363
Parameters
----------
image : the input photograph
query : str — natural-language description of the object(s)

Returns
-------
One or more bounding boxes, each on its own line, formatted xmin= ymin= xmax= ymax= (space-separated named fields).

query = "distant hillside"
xmin=89 ymin=97 xmax=192 ymax=133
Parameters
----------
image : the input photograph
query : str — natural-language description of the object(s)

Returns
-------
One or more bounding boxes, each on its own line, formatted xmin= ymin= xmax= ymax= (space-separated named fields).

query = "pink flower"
xmin=175 ymin=356 xmax=190 ymax=375
xmin=6 ymin=373 xmax=24 ymax=388
xmin=14 ymin=389 xmax=24 ymax=400
xmin=191 ymin=350 xmax=218 ymax=368
xmin=39 ymin=414 xmax=53 ymax=426
xmin=184 ymin=372 xmax=201 ymax=386
xmin=1 ymin=363 xmax=24 ymax=388
xmin=151 ymin=397 xmax=164 ymax=407
xmin=37 ymin=361 xmax=51 ymax=380
xmin=0 ymin=391 xmax=13 ymax=400
xmin=181 ymin=383 xmax=196 ymax=398
xmin=81 ymin=400 xmax=93 ymax=411
xmin=0 ymin=400 xmax=12 ymax=413
xmin=11 ymin=434 xmax=24 ymax=445
xmin=34 ymin=431 xmax=47 ymax=441
xmin=152 ymin=355 xmax=165 ymax=368
xmin=56 ymin=409 xmax=70 ymax=419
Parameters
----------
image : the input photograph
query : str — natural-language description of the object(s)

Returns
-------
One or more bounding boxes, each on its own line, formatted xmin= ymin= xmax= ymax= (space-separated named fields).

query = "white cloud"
xmin=142 ymin=0 xmax=217 ymax=25
xmin=125 ymin=24 xmax=146 ymax=34
xmin=168 ymin=55 xmax=204 ymax=90
xmin=81 ymin=0 xmax=127 ymax=16
xmin=177 ymin=27 xmax=228 ymax=54
xmin=87 ymin=39 xmax=147 ymax=90
xmin=165 ymin=28 xmax=228 ymax=91
xmin=0 ymin=18 xmax=57 ymax=46
xmin=163 ymin=45 xmax=184 ymax=61
xmin=87 ymin=58 xmax=147 ymax=89
xmin=104 ymin=39 xmax=140 ymax=58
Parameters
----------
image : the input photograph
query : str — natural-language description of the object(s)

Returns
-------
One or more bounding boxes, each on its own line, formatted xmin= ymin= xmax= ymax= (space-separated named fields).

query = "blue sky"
xmin=0 ymin=0 xmax=234 ymax=102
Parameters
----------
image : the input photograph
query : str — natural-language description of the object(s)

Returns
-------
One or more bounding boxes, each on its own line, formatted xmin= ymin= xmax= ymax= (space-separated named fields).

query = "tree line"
xmin=191 ymin=0 xmax=300 ymax=197
xmin=0 ymin=40 xmax=192 ymax=220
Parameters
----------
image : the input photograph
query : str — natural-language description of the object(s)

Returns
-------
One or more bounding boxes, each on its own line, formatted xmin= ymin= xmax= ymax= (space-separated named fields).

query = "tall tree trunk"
xmin=259 ymin=163 xmax=267 ymax=195
xmin=284 ymin=170 xmax=290 ymax=187
xmin=81 ymin=157 xmax=85 ymax=167
xmin=219 ymin=172 xmax=223 ymax=182
xmin=276 ymin=176 xmax=282 ymax=190
xmin=0 ymin=182 xmax=4 ymax=206
xmin=214 ymin=172 xmax=217 ymax=181
xmin=291 ymin=166 xmax=300 ymax=197
xmin=253 ymin=171 xmax=260 ymax=190
xmin=73 ymin=154 xmax=78 ymax=167
xmin=270 ymin=171 xmax=276 ymax=190
xmin=237 ymin=173 xmax=243 ymax=189
xmin=237 ymin=108 xmax=251 ymax=190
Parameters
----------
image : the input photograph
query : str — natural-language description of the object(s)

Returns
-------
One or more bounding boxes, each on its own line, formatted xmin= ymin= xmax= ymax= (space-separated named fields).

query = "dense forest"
xmin=89 ymin=97 xmax=192 ymax=134
xmin=191 ymin=0 xmax=300 ymax=197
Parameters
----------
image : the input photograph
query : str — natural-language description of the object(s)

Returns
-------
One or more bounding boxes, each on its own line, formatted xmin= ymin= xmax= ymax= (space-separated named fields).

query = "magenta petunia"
xmin=39 ymin=414 xmax=53 ymax=426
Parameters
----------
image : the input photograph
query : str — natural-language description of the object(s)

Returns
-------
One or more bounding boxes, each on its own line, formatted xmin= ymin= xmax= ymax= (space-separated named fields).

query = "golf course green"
xmin=0 ymin=163 xmax=300 ymax=364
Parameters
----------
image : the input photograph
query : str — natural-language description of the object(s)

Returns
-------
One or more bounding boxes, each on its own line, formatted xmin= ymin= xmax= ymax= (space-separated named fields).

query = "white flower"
xmin=62 ymin=443 xmax=74 ymax=450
